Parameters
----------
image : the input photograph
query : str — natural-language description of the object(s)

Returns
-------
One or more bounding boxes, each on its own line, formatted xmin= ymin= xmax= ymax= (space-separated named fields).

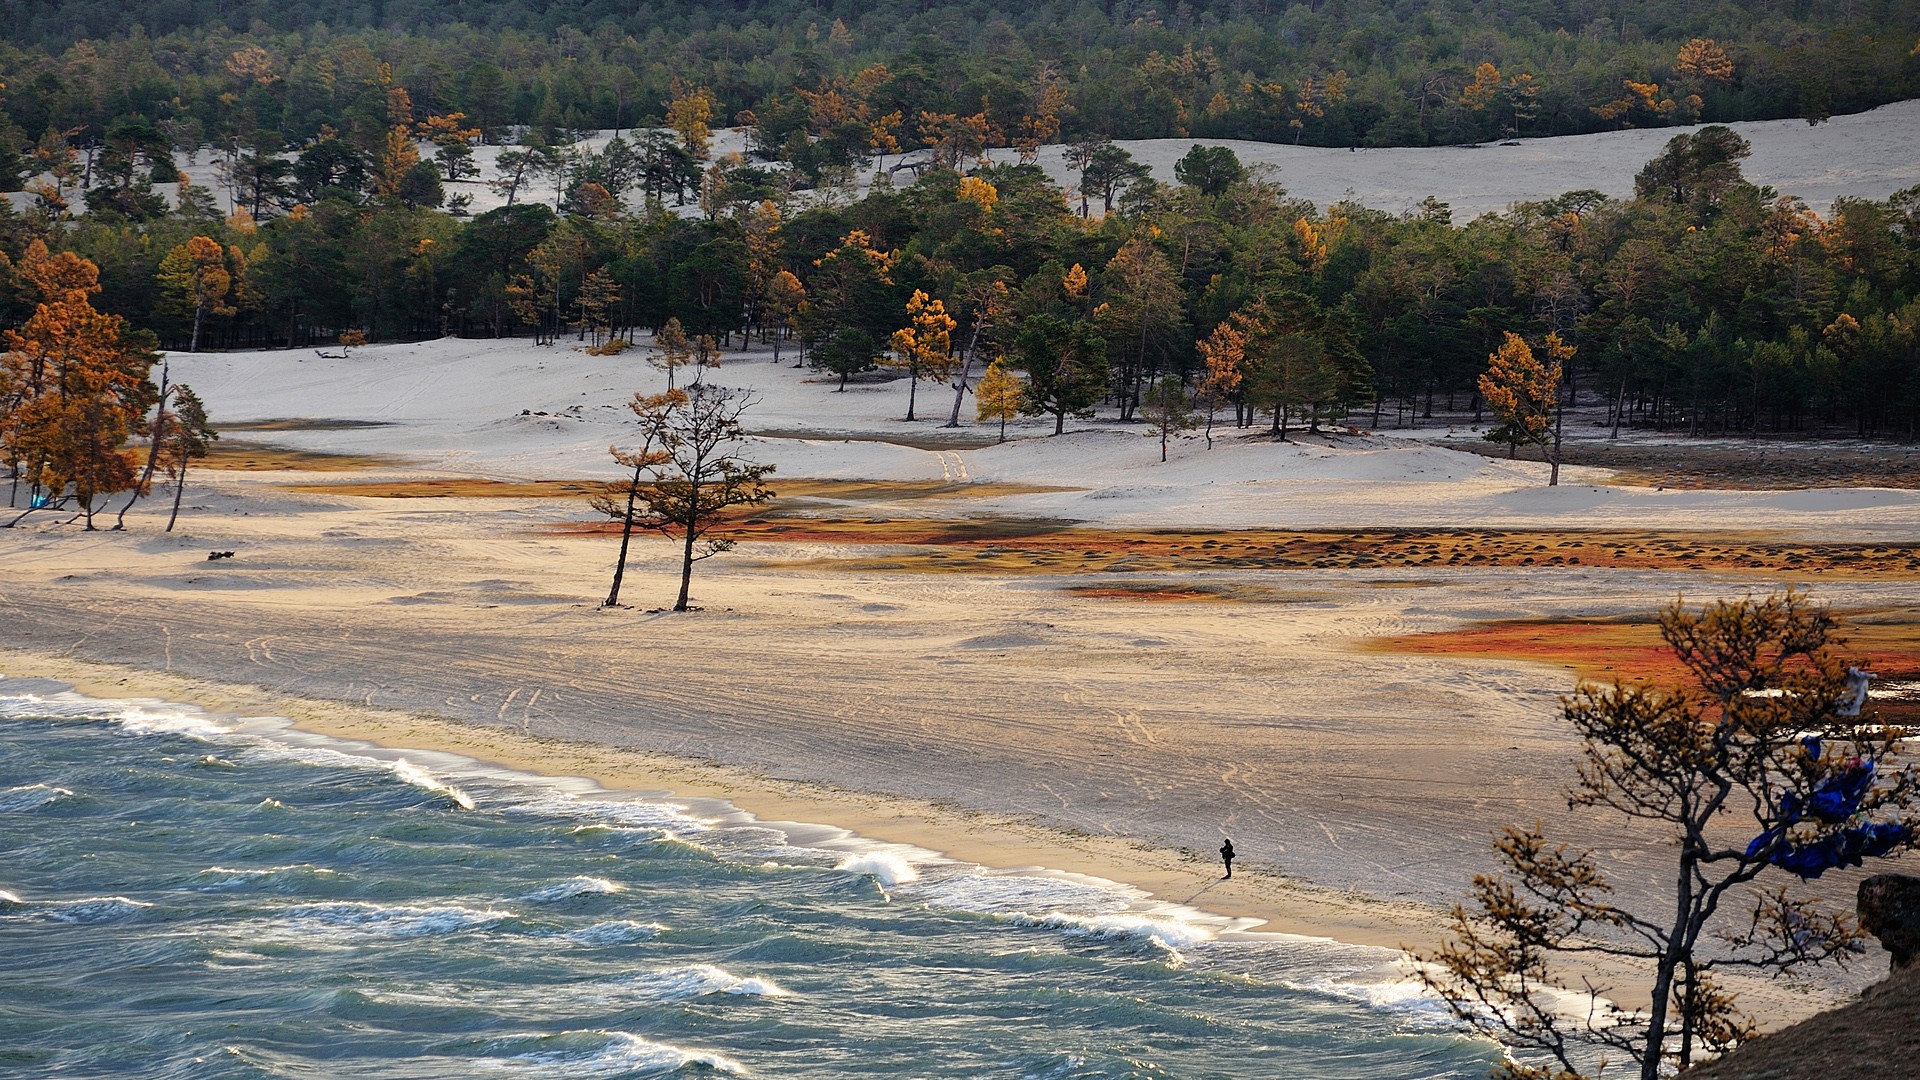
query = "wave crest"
xmin=834 ymin=852 xmax=920 ymax=887
xmin=478 ymin=1030 xmax=747 ymax=1076
xmin=562 ymin=920 xmax=665 ymax=946
xmin=0 ymin=783 xmax=75 ymax=811
xmin=522 ymin=877 xmax=624 ymax=903
xmin=278 ymin=901 xmax=511 ymax=937
xmin=1014 ymin=911 xmax=1214 ymax=961
xmin=614 ymin=963 xmax=791 ymax=1001
xmin=390 ymin=759 xmax=476 ymax=810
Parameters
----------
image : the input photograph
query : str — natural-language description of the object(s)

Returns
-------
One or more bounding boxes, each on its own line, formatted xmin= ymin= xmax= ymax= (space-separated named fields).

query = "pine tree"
xmin=1421 ymin=591 xmax=1919 ymax=1080
xmin=161 ymin=385 xmax=215 ymax=532
xmin=1 ymin=242 xmax=158 ymax=528
xmin=593 ymin=383 xmax=775 ymax=611
xmin=1140 ymin=376 xmax=1195 ymax=461
xmin=1097 ymin=235 xmax=1186 ymax=421
xmin=1013 ymin=313 xmax=1107 ymax=436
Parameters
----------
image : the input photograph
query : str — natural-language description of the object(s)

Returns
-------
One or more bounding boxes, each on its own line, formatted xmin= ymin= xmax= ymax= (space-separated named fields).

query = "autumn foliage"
xmin=1 ymin=242 xmax=159 ymax=528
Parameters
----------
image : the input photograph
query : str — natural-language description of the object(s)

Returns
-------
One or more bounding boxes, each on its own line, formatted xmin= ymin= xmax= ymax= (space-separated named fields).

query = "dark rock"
xmin=1859 ymin=873 xmax=1920 ymax=971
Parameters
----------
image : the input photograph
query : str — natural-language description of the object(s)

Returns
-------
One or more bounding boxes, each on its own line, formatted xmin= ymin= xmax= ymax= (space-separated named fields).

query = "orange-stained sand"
xmin=1369 ymin=614 xmax=1920 ymax=720
xmin=281 ymin=479 xmax=1920 ymax=580
xmin=728 ymin=523 xmax=1920 ymax=580
xmin=206 ymin=440 xmax=403 ymax=471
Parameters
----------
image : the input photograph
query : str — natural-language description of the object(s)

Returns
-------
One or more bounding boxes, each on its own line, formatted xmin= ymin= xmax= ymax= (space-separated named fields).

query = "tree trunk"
xmin=166 ymin=455 xmax=189 ymax=532
xmin=904 ymin=367 xmax=918 ymax=421
xmin=190 ymin=302 xmax=204 ymax=353
xmin=675 ymin=522 xmax=697 ymax=611
xmin=116 ymin=361 xmax=171 ymax=530
xmin=1549 ymin=393 xmax=1564 ymax=486
xmin=1053 ymin=408 xmax=1065 ymax=436
xmin=604 ymin=464 xmax=643 ymax=607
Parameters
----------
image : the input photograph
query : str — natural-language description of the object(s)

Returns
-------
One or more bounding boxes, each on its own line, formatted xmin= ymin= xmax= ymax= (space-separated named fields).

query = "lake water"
xmin=0 ymin=679 xmax=1498 ymax=1078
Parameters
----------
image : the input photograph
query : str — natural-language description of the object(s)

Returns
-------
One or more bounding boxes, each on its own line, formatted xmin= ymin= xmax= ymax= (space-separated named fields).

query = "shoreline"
xmin=0 ymin=647 xmax=1453 ymax=958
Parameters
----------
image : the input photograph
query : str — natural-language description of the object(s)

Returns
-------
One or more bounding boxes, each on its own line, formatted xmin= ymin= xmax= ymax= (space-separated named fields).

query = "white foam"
xmin=477 ymin=1030 xmax=747 ymax=1077
xmin=1014 ymin=910 xmax=1216 ymax=962
xmin=834 ymin=852 xmax=920 ymax=887
xmin=912 ymin=872 xmax=1128 ymax=915
xmin=0 ymin=691 xmax=232 ymax=739
xmin=613 ymin=964 xmax=791 ymax=1001
xmin=0 ymin=783 xmax=75 ymax=811
xmin=522 ymin=877 xmax=624 ymax=903
xmin=508 ymin=791 xmax=708 ymax=834
xmin=562 ymin=920 xmax=665 ymax=946
xmin=40 ymin=896 xmax=156 ymax=923
xmin=390 ymin=759 xmax=477 ymax=810
xmin=276 ymin=901 xmax=511 ymax=937
xmin=652 ymin=830 xmax=718 ymax=856
xmin=1288 ymin=976 xmax=1447 ymax=1013
xmin=0 ymin=889 xmax=22 ymax=905
xmin=194 ymin=864 xmax=339 ymax=890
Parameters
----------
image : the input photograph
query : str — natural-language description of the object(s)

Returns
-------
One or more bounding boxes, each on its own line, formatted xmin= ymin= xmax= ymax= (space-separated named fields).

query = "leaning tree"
xmin=1421 ymin=590 xmax=1917 ymax=1079
xmin=595 ymin=382 xmax=774 ymax=611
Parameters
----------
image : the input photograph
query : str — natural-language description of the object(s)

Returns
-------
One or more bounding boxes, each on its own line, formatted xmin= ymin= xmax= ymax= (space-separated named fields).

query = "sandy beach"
xmin=6 ymin=336 xmax=1920 ymax=1030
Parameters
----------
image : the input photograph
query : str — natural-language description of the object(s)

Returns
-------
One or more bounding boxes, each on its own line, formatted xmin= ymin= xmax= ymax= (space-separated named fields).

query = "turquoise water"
xmin=0 ymin=680 xmax=1499 ymax=1078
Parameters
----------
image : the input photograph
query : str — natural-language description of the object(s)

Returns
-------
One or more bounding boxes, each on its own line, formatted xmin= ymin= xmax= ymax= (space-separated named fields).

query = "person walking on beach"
xmin=1220 ymin=838 xmax=1234 ymax=879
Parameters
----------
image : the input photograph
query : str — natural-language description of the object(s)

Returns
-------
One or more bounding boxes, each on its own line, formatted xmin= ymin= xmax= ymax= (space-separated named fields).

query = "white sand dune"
xmin=167 ymin=335 xmax=1920 ymax=540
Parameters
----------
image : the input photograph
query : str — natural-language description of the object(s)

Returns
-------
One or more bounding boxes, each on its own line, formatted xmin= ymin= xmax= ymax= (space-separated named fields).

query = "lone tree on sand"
xmin=1478 ymin=330 xmax=1572 ymax=485
xmin=1420 ymin=590 xmax=1917 ymax=1080
xmin=595 ymin=383 xmax=774 ymax=611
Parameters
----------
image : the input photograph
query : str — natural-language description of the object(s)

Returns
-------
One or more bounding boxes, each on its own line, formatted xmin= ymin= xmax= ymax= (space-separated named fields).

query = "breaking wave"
xmin=476 ymin=1030 xmax=747 ymax=1077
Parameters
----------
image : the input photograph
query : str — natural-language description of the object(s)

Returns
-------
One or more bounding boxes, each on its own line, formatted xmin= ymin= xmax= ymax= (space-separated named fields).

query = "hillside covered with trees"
xmin=0 ymin=0 xmax=1915 ymax=173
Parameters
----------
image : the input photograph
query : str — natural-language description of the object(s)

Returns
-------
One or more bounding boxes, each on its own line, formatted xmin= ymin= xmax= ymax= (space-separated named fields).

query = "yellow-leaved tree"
xmin=763 ymin=270 xmax=806 ymax=367
xmin=665 ymin=80 xmax=717 ymax=160
xmin=1195 ymin=319 xmax=1247 ymax=448
xmin=974 ymin=357 xmax=1021 ymax=443
xmin=883 ymin=290 xmax=958 ymax=421
xmin=1477 ymin=330 xmax=1573 ymax=484
xmin=155 ymin=235 xmax=240 ymax=353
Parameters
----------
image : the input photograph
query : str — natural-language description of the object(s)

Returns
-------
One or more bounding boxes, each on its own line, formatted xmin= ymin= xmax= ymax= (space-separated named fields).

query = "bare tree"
xmin=1420 ymin=591 xmax=1917 ymax=1080
xmin=594 ymin=383 xmax=775 ymax=611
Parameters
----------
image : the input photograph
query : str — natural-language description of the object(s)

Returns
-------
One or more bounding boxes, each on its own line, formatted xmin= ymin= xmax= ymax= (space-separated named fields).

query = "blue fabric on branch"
xmin=1747 ymin=743 xmax=1912 ymax=879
